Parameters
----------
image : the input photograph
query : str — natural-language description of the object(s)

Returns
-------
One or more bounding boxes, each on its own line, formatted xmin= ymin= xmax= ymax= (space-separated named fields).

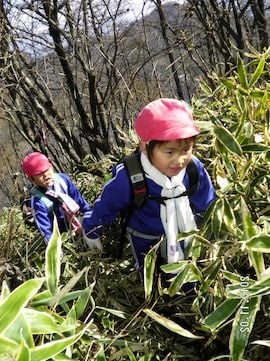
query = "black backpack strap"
xmin=185 ymin=158 xmax=200 ymax=196
xmin=117 ymin=153 xmax=148 ymax=259
xmin=123 ymin=153 xmax=148 ymax=208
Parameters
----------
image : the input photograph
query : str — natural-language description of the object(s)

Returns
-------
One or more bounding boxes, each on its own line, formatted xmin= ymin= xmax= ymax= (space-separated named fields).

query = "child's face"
xmin=148 ymin=139 xmax=194 ymax=177
xmin=30 ymin=166 xmax=55 ymax=188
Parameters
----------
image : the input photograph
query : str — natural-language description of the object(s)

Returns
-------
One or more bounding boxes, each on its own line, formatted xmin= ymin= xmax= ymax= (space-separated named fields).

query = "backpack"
xmin=21 ymin=186 xmax=53 ymax=229
xmin=117 ymin=152 xmax=200 ymax=258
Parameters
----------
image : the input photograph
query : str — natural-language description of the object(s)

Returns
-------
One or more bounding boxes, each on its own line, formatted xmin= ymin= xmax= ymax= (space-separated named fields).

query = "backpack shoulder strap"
xmin=116 ymin=153 xmax=148 ymax=259
xmin=30 ymin=187 xmax=54 ymax=211
xmin=123 ymin=153 xmax=148 ymax=208
xmin=185 ymin=158 xmax=200 ymax=196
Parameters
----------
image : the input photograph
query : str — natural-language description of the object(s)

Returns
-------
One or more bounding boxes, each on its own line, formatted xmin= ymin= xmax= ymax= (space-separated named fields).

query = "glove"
xmin=83 ymin=234 xmax=102 ymax=251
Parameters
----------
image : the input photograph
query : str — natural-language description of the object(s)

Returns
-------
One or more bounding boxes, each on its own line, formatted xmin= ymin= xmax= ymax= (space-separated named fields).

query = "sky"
xmin=123 ymin=0 xmax=185 ymax=22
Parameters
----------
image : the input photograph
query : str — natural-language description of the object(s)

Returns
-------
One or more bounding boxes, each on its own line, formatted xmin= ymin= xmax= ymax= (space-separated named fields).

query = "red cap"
xmin=134 ymin=98 xmax=200 ymax=142
xmin=22 ymin=152 xmax=52 ymax=177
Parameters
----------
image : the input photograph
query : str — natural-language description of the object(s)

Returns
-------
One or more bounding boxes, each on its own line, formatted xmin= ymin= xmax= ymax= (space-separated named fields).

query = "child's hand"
xmin=83 ymin=234 xmax=102 ymax=251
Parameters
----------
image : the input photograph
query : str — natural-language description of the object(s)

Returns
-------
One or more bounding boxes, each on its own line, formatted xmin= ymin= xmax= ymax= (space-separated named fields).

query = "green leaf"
xmin=246 ymin=235 xmax=270 ymax=253
xmin=3 ymin=312 xmax=34 ymax=347
xmin=30 ymin=329 xmax=86 ymax=361
xmin=252 ymin=340 xmax=270 ymax=348
xmin=250 ymin=90 xmax=270 ymax=99
xmin=201 ymin=260 xmax=222 ymax=291
xmin=16 ymin=335 xmax=30 ymax=361
xmin=240 ymin=197 xmax=256 ymax=239
xmin=203 ymin=298 xmax=241 ymax=331
xmin=241 ymin=143 xmax=270 ymax=153
xmin=214 ymin=126 xmax=243 ymax=156
xmin=48 ymin=267 xmax=87 ymax=308
xmin=230 ymin=297 xmax=261 ymax=361
xmin=200 ymin=81 xmax=213 ymax=95
xmin=23 ymin=308 xmax=75 ymax=334
xmin=0 ymin=336 xmax=19 ymax=355
xmin=237 ymin=55 xmax=248 ymax=89
xmin=144 ymin=309 xmax=203 ymax=339
xmin=0 ymin=278 xmax=44 ymax=334
xmin=226 ymin=276 xmax=270 ymax=299
xmin=248 ymin=56 xmax=265 ymax=87
xmin=211 ymin=198 xmax=224 ymax=239
xmin=144 ymin=241 xmax=160 ymax=299
xmin=168 ymin=264 xmax=190 ymax=297
xmin=45 ymin=218 xmax=62 ymax=295
xmin=96 ymin=344 xmax=106 ymax=361
xmin=220 ymin=78 xmax=236 ymax=89
xmin=74 ymin=287 xmax=93 ymax=320
xmin=160 ymin=260 xmax=188 ymax=274
xmin=223 ymin=197 xmax=237 ymax=234
xmin=96 ymin=306 xmax=127 ymax=319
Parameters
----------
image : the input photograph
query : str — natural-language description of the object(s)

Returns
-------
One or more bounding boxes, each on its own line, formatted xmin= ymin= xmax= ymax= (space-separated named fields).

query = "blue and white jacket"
xmin=83 ymin=156 xmax=216 ymax=256
xmin=31 ymin=173 xmax=91 ymax=243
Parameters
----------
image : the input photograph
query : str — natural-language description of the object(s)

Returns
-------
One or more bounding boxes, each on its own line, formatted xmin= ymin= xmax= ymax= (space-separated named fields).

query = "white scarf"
xmin=46 ymin=175 xmax=81 ymax=233
xmin=140 ymin=152 xmax=197 ymax=263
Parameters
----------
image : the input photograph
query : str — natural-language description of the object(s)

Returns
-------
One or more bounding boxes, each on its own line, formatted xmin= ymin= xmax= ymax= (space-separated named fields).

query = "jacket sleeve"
xmin=82 ymin=163 xmax=132 ymax=238
xmin=31 ymin=196 xmax=53 ymax=244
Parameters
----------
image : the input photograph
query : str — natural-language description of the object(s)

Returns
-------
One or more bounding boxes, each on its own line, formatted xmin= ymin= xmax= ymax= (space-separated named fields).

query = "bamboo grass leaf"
xmin=0 ymin=336 xmax=19 ymax=355
xmin=3 ymin=312 xmax=34 ymax=347
xmin=211 ymin=198 xmax=224 ymax=239
xmin=168 ymin=264 xmax=190 ymax=297
xmin=237 ymin=55 xmax=248 ymax=89
xmin=96 ymin=306 xmax=127 ymax=319
xmin=160 ymin=260 xmax=188 ymax=274
xmin=202 ymin=260 xmax=222 ymax=291
xmin=241 ymin=143 xmax=270 ymax=153
xmin=144 ymin=241 xmax=160 ymax=299
xmin=241 ymin=198 xmax=265 ymax=277
xmin=48 ymin=267 xmax=87 ymax=308
xmin=23 ymin=308 xmax=75 ymax=334
xmin=144 ymin=309 xmax=203 ymax=339
xmin=214 ymin=126 xmax=243 ymax=156
xmin=126 ymin=344 xmax=137 ymax=361
xmin=241 ymin=197 xmax=256 ymax=239
xmin=16 ymin=334 xmax=30 ymax=361
xmin=220 ymin=78 xmax=236 ymax=89
xmin=96 ymin=344 xmax=106 ymax=361
xmin=246 ymin=235 xmax=270 ymax=252
xmin=203 ymin=298 xmax=241 ymax=331
xmin=74 ymin=287 xmax=93 ymax=320
xmin=252 ymin=340 xmax=270 ymax=347
xmin=0 ymin=278 xmax=44 ymax=334
xmin=248 ymin=56 xmax=265 ymax=87
xmin=45 ymin=217 xmax=62 ymax=295
xmin=250 ymin=90 xmax=270 ymax=99
xmin=223 ymin=198 xmax=237 ymax=234
xmin=229 ymin=297 xmax=261 ymax=361
xmin=30 ymin=329 xmax=86 ymax=361
xmin=226 ymin=276 xmax=270 ymax=298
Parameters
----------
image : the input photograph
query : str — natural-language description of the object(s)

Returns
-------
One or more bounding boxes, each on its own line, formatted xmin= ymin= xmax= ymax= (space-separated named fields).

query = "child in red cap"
xmin=83 ymin=98 xmax=216 ymax=278
xmin=22 ymin=152 xmax=101 ymax=249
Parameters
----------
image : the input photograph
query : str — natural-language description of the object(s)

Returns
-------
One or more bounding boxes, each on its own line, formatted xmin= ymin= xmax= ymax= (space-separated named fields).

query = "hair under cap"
xmin=134 ymin=98 xmax=200 ymax=142
xmin=22 ymin=152 xmax=52 ymax=177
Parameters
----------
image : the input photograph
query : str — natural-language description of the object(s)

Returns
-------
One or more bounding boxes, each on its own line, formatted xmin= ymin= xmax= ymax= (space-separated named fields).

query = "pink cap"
xmin=22 ymin=152 xmax=52 ymax=177
xmin=134 ymin=98 xmax=200 ymax=142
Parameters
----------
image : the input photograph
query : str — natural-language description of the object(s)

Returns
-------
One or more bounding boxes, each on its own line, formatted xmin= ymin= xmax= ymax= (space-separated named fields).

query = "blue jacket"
xmin=84 ymin=155 xmax=215 ymax=239
xmin=31 ymin=173 xmax=91 ymax=243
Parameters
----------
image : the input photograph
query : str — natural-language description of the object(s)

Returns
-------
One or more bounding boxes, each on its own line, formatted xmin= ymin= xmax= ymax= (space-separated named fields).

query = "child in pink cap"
xmin=21 ymin=152 xmax=101 ymax=249
xmin=83 ymin=98 xmax=216 ymax=279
